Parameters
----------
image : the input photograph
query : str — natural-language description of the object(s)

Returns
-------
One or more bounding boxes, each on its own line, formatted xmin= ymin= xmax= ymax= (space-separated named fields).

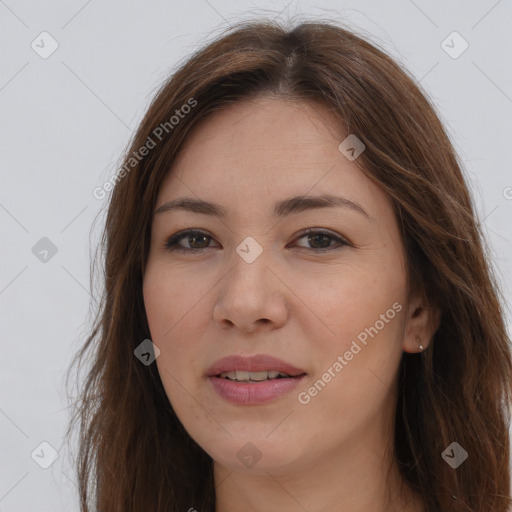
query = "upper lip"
xmin=206 ymin=354 xmax=307 ymax=377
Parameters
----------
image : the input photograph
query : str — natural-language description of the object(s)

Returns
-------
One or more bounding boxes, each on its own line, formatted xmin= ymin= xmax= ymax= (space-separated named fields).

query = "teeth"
xmin=219 ymin=370 xmax=292 ymax=381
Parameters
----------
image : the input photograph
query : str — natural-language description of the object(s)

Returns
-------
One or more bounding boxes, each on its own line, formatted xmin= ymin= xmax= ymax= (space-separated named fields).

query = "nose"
xmin=212 ymin=251 xmax=288 ymax=333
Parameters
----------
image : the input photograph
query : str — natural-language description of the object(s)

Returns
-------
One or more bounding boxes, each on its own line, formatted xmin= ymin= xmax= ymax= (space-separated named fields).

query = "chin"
xmin=201 ymin=434 xmax=306 ymax=474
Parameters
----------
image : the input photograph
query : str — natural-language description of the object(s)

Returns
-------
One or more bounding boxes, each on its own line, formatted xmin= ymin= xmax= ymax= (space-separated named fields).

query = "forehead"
xmin=155 ymin=96 xmax=391 ymax=222
xmin=172 ymin=96 xmax=343 ymax=176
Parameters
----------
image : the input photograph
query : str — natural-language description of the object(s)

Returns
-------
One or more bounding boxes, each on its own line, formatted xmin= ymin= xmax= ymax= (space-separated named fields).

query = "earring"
xmin=416 ymin=336 xmax=424 ymax=351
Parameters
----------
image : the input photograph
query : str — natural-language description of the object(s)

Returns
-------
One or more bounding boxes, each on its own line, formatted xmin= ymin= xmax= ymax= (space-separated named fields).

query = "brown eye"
xmin=164 ymin=230 xmax=217 ymax=253
xmin=294 ymin=229 xmax=350 ymax=252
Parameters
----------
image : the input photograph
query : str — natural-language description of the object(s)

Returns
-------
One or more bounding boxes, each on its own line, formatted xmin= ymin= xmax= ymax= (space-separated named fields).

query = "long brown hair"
xmin=65 ymin=19 xmax=512 ymax=512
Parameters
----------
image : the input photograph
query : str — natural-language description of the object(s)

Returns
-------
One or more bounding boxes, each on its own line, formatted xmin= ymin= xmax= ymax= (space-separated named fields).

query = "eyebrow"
xmin=154 ymin=194 xmax=369 ymax=218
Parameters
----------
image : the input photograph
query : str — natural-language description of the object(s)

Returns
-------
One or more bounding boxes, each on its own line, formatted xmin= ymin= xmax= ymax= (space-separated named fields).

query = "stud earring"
xmin=416 ymin=336 xmax=424 ymax=351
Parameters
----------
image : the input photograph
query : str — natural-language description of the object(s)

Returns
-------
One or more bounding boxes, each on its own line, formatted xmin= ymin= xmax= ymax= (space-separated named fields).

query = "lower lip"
xmin=208 ymin=375 xmax=307 ymax=405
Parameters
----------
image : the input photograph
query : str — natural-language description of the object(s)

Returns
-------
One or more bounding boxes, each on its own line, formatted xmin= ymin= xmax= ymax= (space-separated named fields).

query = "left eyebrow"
xmin=154 ymin=194 xmax=369 ymax=219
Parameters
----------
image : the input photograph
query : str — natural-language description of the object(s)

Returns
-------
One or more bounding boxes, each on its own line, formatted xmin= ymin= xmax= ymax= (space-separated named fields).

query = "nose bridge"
xmin=226 ymin=240 xmax=271 ymax=298
xmin=213 ymin=238 xmax=287 ymax=331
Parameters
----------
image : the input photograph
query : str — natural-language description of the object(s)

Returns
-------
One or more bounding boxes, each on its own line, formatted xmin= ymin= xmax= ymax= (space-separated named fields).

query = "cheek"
xmin=143 ymin=263 xmax=207 ymax=338
xmin=143 ymin=270 xmax=203 ymax=421
xmin=143 ymin=264 xmax=211 ymax=379
xmin=295 ymin=256 xmax=407 ymax=407
xmin=300 ymin=260 xmax=406 ymax=345
xmin=294 ymin=273 xmax=405 ymax=434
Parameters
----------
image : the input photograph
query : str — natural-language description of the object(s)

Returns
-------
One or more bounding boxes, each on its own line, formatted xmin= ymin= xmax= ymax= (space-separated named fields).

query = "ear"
xmin=402 ymin=292 xmax=441 ymax=353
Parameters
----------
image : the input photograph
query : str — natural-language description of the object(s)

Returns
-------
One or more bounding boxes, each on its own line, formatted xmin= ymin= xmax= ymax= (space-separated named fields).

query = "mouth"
xmin=216 ymin=370 xmax=306 ymax=383
xmin=206 ymin=354 xmax=307 ymax=404
xmin=205 ymin=354 xmax=307 ymax=379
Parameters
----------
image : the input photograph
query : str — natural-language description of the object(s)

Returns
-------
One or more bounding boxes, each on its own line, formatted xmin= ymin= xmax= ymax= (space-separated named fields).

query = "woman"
xmin=66 ymin=19 xmax=512 ymax=512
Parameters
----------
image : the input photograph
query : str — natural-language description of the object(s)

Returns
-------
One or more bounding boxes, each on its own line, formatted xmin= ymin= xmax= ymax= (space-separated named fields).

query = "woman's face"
xmin=143 ymin=96 xmax=427 ymax=474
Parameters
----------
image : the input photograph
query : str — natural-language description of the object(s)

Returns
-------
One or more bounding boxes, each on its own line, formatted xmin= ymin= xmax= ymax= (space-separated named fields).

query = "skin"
xmin=143 ymin=95 xmax=439 ymax=512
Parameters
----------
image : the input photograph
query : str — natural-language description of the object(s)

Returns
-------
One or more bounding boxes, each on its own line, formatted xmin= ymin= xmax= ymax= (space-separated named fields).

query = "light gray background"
xmin=1 ymin=1 xmax=511 ymax=510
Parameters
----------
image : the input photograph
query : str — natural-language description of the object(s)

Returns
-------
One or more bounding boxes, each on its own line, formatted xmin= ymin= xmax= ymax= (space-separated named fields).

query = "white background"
xmin=1 ymin=1 xmax=511 ymax=510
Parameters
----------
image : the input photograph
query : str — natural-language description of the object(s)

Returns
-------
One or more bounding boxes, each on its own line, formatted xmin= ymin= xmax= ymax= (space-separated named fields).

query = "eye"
xmin=292 ymin=228 xmax=351 ymax=252
xmin=163 ymin=230 xmax=217 ymax=253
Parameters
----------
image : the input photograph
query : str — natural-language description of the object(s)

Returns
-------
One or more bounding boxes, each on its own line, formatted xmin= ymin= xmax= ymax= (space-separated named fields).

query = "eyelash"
xmin=163 ymin=228 xmax=351 ymax=254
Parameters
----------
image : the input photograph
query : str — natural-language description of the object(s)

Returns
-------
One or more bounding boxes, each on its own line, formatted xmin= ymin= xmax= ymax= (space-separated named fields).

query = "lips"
xmin=206 ymin=354 xmax=307 ymax=405
xmin=205 ymin=354 xmax=307 ymax=378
